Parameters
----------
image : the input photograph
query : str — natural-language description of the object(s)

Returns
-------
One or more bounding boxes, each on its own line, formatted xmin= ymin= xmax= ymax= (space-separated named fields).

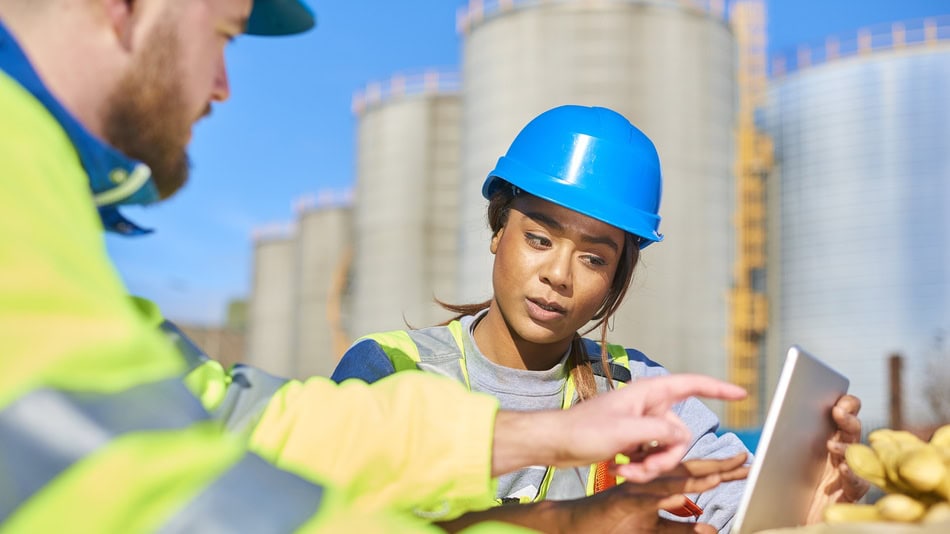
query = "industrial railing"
xmin=456 ymin=0 xmax=728 ymax=35
xmin=250 ymin=222 xmax=296 ymax=242
xmin=351 ymin=69 xmax=461 ymax=115
xmin=293 ymin=190 xmax=354 ymax=215
xmin=772 ymin=16 xmax=950 ymax=77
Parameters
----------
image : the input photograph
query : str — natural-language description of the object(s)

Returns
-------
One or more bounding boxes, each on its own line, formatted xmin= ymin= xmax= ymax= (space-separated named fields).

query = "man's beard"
xmin=103 ymin=22 xmax=193 ymax=200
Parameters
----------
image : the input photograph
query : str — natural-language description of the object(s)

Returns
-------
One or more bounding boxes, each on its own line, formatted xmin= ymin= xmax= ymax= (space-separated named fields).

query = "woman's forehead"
xmin=511 ymin=195 xmax=626 ymax=240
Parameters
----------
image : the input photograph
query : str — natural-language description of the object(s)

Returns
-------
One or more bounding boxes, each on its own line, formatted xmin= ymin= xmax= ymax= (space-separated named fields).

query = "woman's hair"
xmin=438 ymin=180 xmax=641 ymax=402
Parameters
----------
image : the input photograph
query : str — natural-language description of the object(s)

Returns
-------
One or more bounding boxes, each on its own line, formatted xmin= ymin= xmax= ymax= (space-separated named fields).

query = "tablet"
xmin=731 ymin=346 xmax=850 ymax=534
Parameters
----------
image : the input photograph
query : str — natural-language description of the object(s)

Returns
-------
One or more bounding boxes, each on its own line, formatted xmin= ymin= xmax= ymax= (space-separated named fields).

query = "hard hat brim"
xmin=483 ymin=159 xmax=663 ymax=250
xmin=247 ymin=0 xmax=316 ymax=36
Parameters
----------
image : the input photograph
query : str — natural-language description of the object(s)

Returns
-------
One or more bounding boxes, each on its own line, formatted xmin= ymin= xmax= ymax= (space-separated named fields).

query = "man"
xmin=0 ymin=0 xmax=752 ymax=531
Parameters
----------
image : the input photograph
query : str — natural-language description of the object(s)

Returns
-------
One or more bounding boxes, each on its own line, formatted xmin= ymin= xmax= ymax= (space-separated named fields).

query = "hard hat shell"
xmin=247 ymin=0 xmax=316 ymax=36
xmin=482 ymin=105 xmax=663 ymax=249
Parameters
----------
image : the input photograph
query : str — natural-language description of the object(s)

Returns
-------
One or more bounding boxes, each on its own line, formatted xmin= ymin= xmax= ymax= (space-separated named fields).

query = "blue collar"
xmin=0 ymin=19 xmax=159 ymax=235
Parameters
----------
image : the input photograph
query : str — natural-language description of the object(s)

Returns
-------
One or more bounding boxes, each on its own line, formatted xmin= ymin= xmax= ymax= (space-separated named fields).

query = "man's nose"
xmin=211 ymin=58 xmax=231 ymax=102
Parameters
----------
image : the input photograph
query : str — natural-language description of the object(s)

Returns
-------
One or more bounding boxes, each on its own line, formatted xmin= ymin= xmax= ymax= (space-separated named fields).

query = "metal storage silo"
xmin=457 ymin=0 xmax=737 ymax=383
xmin=247 ymin=224 xmax=297 ymax=378
xmin=765 ymin=18 xmax=950 ymax=426
xmin=294 ymin=193 xmax=352 ymax=378
xmin=349 ymin=71 xmax=462 ymax=338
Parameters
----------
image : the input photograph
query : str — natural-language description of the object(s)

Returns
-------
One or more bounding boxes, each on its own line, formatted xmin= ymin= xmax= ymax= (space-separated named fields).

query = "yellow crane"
xmin=727 ymin=0 xmax=773 ymax=428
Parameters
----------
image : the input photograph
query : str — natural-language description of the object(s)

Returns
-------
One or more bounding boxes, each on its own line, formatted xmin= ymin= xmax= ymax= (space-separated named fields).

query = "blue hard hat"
xmin=247 ymin=0 xmax=316 ymax=36
xmin=482 ymin=105 xmax=663 ymax=249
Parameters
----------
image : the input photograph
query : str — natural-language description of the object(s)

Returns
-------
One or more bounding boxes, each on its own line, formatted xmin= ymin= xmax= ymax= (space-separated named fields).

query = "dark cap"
xmin=247 ymin=0 xmax=315 ymax=36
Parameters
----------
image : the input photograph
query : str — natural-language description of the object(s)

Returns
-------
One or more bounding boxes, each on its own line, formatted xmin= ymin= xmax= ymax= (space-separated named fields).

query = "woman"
xmin=332 ymin=105 xmax=866 ymax=531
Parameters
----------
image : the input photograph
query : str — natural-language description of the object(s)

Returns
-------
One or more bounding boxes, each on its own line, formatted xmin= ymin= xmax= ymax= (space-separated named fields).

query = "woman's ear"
xmin=104 ymin=0 xmax=136 ymax=51
xmin=490 ymin=227 xmax=505 ymax=255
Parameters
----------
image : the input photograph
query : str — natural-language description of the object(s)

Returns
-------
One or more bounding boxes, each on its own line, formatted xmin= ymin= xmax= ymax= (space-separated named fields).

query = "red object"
xmin=593 ymin=460 xmax=617 ymax=492
xmin=663 ymin=496 xmax=704 ymax=518
xmin=592 ymin=460 xmax=703 ymax=518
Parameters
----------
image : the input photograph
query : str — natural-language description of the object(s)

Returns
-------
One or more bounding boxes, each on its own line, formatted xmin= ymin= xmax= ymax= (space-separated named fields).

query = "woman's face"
xmin=490 ymin=194 xmax=625 ymax=346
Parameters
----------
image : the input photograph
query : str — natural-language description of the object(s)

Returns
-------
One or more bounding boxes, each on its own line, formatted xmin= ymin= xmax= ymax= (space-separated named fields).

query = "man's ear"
xmin=104 ymin=0 xmax=136 ymax=51
xmin=490 ymin=227 xmax=504 ymax=255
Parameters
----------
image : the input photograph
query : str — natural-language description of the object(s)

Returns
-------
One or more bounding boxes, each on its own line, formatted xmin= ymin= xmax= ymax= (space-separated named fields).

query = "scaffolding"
xmin=727 ymin=0 xmax=772 ymax=428
xmin=771 ymin=16 xmax=950 ymax=77
xmin=327 ymin=247 xmax=352 ymax=360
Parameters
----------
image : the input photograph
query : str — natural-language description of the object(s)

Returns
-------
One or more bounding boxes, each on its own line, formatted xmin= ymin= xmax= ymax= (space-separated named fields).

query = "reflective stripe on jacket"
xmin=147 ymin=305 xmax=501 ymax=519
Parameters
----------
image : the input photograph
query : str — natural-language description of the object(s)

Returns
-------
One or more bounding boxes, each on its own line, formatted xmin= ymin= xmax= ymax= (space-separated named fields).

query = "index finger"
xmin=631 ymin=374 xmax=747 ymax=408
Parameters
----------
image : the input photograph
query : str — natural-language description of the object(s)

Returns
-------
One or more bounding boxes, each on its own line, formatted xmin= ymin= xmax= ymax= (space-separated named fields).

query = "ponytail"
xmin=569 ymin=321 xmax=616 ymax=403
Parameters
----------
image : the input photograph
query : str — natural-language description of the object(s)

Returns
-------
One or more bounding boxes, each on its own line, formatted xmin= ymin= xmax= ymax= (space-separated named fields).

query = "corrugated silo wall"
xmin=295 ymin=207 xmax=351 ymax=378
xmin=350 ymin=94 xmax=462 ymax=339
xmin=458 ymin=0 xmax=737 ymax=391
xmin=765 ymin=44 xmax=950 ymax=427
xmin=247 ymin=237 xmax=297 ymax=377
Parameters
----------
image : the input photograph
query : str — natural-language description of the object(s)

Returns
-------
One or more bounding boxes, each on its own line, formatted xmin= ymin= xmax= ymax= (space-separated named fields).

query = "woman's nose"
xmin=540 ymin=249 xmax=572 ymax=291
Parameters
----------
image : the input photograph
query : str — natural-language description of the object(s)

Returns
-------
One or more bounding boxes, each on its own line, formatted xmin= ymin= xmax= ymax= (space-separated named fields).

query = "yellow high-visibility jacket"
xmin=0 ymin=23 xmax=520 ymax=531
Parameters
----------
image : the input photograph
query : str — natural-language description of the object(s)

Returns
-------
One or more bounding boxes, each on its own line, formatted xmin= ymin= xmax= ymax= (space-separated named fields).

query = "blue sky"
xmin=106 ymin=0 xmax=949 ymax=325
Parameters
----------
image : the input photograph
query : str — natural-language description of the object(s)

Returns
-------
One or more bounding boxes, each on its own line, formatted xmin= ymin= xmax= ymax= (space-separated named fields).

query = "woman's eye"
xmin=525 ymin=233 xmax=550 ymax=247
xmin=584 ymin=255 xmax=608 ymax=267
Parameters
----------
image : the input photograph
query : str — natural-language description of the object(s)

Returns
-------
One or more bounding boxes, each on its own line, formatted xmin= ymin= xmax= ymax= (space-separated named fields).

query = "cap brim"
xmin=246 ymin=0 xmax=316 ymax=36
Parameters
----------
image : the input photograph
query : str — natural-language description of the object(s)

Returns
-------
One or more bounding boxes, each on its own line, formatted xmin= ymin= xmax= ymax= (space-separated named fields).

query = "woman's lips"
xmin=526 ymin=297 xmax=566 ymax=322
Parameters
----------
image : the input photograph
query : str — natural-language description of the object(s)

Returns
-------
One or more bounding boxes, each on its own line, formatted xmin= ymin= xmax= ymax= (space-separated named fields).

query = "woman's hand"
xmin=806 ymin=394 xmax=871 ymax=523
xmin=440 ymin=454 xmax=750 ymax=534
xmin=565 ymin=453 xmax=751 ymax=534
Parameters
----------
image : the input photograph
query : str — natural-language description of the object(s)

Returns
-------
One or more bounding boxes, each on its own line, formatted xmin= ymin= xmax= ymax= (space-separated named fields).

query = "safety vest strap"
xmin=156 ymin=453 xmax=323 ymax=533
xmin=358 ymin=330 xmax=423 ymax=371
xmin=575 ymin=343 xmax=631 ymax=496
xmin=210 ymin=365 xmax=290 ymax=436
xmin=161 ymin=320 xmax=290 ymax=433
xmin=373 ymin=325 xmax=636 ymax=501
xmin=160 ymin=319 xmax=210 ymax=372
xmin=0 ymin=378 xmax=208 ymax=519
xmin=446 ymin=321 xmax=466 ymax=356
xmin=542 ymin=465 xmax=591 ymax=500
xmin=445 ymin=321 xmax=471 ymax=388
xmin=588 ymin=341 xmax=632 ymax=383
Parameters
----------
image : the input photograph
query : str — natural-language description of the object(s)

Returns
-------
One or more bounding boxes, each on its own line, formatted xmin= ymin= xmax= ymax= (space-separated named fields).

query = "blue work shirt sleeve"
xmin=330 ymin=339 xmax=397 ymax=384
xmin=629 ymin=348 xmax=751 ymax=533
